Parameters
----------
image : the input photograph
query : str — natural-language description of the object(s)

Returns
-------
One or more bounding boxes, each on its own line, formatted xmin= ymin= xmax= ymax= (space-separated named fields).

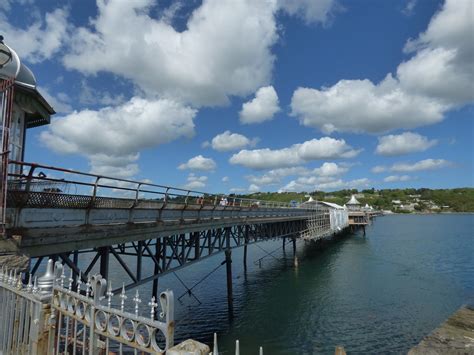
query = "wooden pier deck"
xmin=409 ymin=305 xmax=474 ymax=354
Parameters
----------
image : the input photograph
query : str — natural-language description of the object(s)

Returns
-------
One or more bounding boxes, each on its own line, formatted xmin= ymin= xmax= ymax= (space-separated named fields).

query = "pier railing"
xmin=0 ymin=259 xmax=175 ymax=354
xmin=7 ymin=160 xmax=304 ymax=210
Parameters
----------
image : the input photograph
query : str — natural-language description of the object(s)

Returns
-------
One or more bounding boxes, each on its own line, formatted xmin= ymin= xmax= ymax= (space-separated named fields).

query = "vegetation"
xmin=231 ymin=188 xmax=474 ymax=213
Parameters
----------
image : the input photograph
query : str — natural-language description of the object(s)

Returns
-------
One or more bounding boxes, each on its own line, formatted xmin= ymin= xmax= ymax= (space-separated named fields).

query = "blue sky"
xmin=3 ymin=0 xmax=473 ymax=193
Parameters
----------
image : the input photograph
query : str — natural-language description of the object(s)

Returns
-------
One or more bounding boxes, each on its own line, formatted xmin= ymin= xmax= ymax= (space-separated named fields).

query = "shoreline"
xmin=384 ymin=211 xmax=474 ymax=215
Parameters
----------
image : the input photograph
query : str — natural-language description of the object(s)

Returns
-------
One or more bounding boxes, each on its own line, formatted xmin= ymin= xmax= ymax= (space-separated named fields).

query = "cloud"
xmin=399 ymin=0 xmax=474 ymax=106
xmin=230 ymin=137 xmax=361 ymax=169
xmin=230 ymin=139 xmax=360 ymax=170
xmin=371 ymin=165 xmax=387 ymax=173
xmin=390 ymin=158 xmax=451 ymax=172
xmin=290 ymin=76 xmax=447 ymax=134
xmin=38 ymin=86 xmax=73 ymax=114
xmin=375 ymin=132 xmax=438 ymax=156
xmin=239 ymin=86 xmax=280 ymax=124
xmin=211 ymin=131 xmax=258 ymax=151
xmin=62 ymin=0 xmax=281 ymax=107
xmin=312 ymin=162 xmax=348 ymax=176
xmin=372 ymin=158 xmax=451 ymax=174
xmin=402 ymin=0 xmax=417 ymax=16
xmin=79 ymin=80 xmax=126 ymax=107
xmin=278 ymin=0 xmax=339 ymax=25
xmin=0 ymin=7 xmax=69 ymax=63
xmin=384 ymin=175 xmax=413 ymax=182
xmin=246 ymin=166 xmax=310 ymax=186
xmin=290 ymin=0 xmax=473 ymax=134
xmin=248 ymin=184 xmax=260 ymax=193
xmin=183 ymin=173 xmax=208 ymax=190
xmin=279 ymin=176 xmax=370 ymax=192
xmin=40 ymin=97 xmax=196 ymax=177
xmin=178 ymin=155 xmax=217 ymax=171
xmin=222 ymin=176 xmax=229 ymax=183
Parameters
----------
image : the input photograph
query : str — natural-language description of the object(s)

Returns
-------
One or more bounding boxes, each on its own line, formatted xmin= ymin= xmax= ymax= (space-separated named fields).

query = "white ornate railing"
xmin=0 ymin=259 xmax=175 ymax=354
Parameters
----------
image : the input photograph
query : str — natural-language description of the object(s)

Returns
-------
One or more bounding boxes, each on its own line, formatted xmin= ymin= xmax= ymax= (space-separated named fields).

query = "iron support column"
xmin=152 ymin=238 xmax=161 ymax=303
xmin=225 ymin=227 xmax=234 ymax=319
xmin=137 ymin=241 xmax=143 ymax=281
xmin=98 ymin=246 xmax=109 ymax=280
xmin=292 ymin=237 xmax=296 ymax=255
xmin=243 ymin=225 xmax=249 ymax=270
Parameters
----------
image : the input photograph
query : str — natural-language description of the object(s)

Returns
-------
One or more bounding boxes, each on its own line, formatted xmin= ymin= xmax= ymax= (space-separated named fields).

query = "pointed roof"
xmin=307 ymin=196 xmax=314 ymax=202
xmin=346 ymin=195 xmax=361 ymax=205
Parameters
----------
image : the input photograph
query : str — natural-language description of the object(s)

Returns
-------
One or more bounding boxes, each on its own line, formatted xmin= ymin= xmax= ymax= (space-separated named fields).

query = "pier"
xmin=0 ymin=39 xmax=378 ymax=353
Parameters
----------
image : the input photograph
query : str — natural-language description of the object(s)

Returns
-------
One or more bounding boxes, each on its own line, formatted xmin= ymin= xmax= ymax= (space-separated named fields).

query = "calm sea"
xmin=87 ymin=214 xmax=473 ymax=354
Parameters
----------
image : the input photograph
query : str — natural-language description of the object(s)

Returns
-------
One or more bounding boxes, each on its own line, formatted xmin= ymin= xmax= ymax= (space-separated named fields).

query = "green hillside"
xmin=231 ymin=188 xmax=474 ymax=212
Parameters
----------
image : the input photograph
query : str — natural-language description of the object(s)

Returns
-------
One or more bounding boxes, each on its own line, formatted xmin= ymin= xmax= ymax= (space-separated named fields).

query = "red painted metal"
xmin=0 ymin=78 xmax=15 ymax=235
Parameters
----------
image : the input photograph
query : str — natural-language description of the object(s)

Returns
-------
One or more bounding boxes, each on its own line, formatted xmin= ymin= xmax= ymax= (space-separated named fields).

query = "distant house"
xmin=392 ymin=200 xmax=402 ymax=205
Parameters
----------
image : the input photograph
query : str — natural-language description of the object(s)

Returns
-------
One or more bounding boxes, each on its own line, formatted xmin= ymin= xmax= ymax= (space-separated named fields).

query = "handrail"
xmin=7 ymin=160 xmax=314 ymax=210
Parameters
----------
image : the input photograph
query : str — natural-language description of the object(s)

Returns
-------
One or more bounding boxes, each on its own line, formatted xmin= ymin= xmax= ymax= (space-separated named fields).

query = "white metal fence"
xmin=0 ymin=259 xmax=174 ymax=354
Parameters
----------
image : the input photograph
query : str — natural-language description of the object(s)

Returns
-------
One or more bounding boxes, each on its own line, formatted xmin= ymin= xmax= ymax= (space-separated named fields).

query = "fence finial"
xmin=149 ymin=296 xmax=158 ymax=319
xmin=133 ymin=289 xmax=141 ymax=316
xmin=68 ymin=269 xmax=74 ymax=290
xmin=76 ymin=272 xmax=83 ymax=292
xmin=120 ymin=283 xmax=127 ymax=311
xmin=106 ymin=280 xmax=113 ymax=307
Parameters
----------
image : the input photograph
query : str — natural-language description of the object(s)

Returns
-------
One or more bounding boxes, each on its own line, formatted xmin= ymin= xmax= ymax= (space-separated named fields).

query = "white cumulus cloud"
xmin=372 ymin=158 xmax=451 ymax=174
xmin=178 ymin=155 xmax=217 ymax=171
xmin=384 ymin=175 xmax=413 ymax=182
xmin=239 ymin=86 xmax=280 ymax=124
xmin=0 ymin=7 xmax=69 ymax=63
xmin=390 ymin=158 xmax=451 ymax=172
xmin=62 ymin=0 xmax=280 ymax=106
xmin=280 ymin=177 xmax=370 ymax=192
xmin=183 ymin=173 xmax=208 ymax=190
xmin=375 ymin=132 xmax=438 ymax=156
xmin=211 ymin=131 xmax=258 ymax=151
xmin=290 ymin=0 xmax=473 ymax=134
xmin=313 ymin=162 xmax=348 ymax=176
xmin=230 ymin=137 xmax=361 ymax=170
xmin=41 ymin=97 xmax=196 ymax=178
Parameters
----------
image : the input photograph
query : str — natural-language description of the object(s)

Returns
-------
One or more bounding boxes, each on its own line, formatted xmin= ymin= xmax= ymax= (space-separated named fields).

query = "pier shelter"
xmin=0 ymin=40 xmax=54 ymax=172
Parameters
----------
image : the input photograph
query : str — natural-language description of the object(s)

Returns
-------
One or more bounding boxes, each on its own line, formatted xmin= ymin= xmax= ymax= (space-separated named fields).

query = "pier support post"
xmin=225 ymin=248 xmax=234 ymax=319
xmin=152 ymin=238 xmax=161 ymax=306
xmin=243 ymin=225 xmax=249 ymax=271
xmin=292 ymin=237 xmax=296 ymax=255
xmin=363 ymin=225 xmax=366 ymax=236
xmin=98 ymin=246 xmax=109 ymax=280
xmin=137 ymin=240 xmax=143 ymax=281
xmin=283 ymin=236 xmax=286 ymax=251
xmin=225 ymin=227 xmax=234 ymax=319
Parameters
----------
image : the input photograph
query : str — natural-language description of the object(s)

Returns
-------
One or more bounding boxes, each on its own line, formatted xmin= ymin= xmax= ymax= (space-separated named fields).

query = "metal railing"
xmin=7 ymin=160 xmax=306 ymax=211
xmin=0 ymin=259 xmax=175 ymax=354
